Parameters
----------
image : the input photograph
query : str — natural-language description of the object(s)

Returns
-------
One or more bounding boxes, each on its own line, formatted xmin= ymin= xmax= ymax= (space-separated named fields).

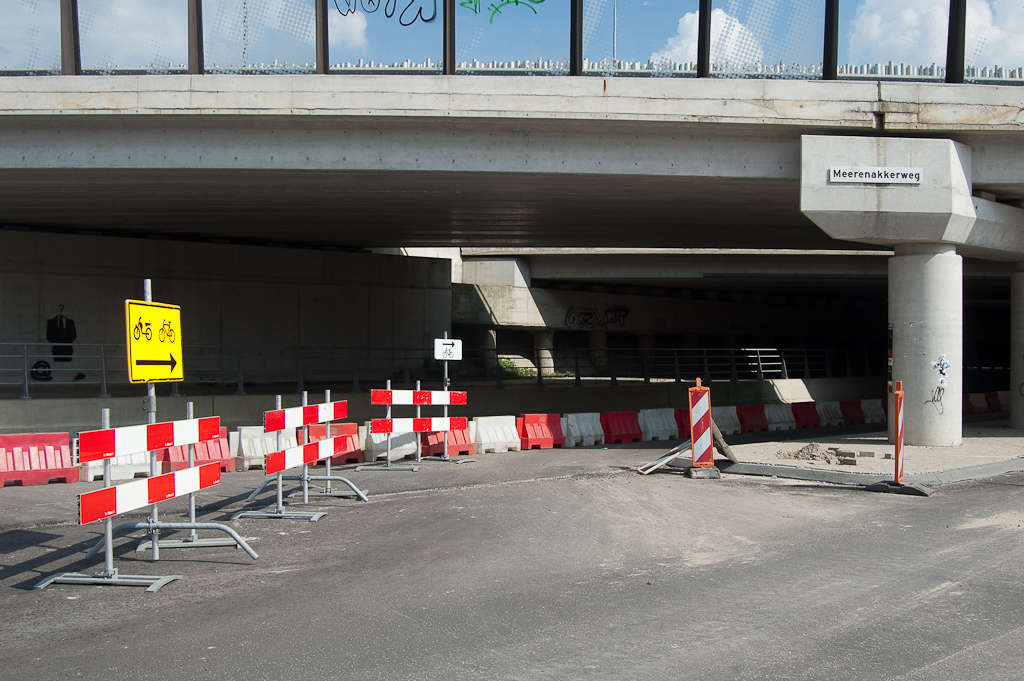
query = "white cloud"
xmin=78 ymin=2 xmax=188 ymax=70
xmin=651 ymin=9 xmax=763 ymax=68
xmin=329 ymin=10 xmax=369 ymax=51
xmin=846 ymin=0 xmax=950 ymax=65
xmin=0 ymin=0 xmax=62 ymax=70
xmin=966 ymin=0 xmax=1024 ymax=67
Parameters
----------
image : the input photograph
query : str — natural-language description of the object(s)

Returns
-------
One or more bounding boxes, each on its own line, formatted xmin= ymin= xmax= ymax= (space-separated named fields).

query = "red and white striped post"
xmin=689 ymin=378 xmax=714 ymax=468
xmin=894 ymin=380 xmax=905 ymax=484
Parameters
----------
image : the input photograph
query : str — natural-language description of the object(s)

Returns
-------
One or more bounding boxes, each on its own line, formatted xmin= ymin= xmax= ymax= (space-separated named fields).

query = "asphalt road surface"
xmin=2 ymin=450 xmax=1023 ymax=680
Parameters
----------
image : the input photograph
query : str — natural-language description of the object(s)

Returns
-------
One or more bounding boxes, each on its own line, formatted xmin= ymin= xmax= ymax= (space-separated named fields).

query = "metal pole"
xmin=415 ymin=380 xmax=422 ymax=462
xmin=323 ymin=388 xmax=333 ymax=493
xmin=385 ymin=380 xmax=392 ymax=467
xmin=98 ymin=344 xmax=109 ymax=397
xmin=443 ymin=333 xmax=450 ymax=461
xmin=21 ymin=344 xmax=30 ymax=399
xmin=188 ymin=0 xmax=205 ymax=74
xmin=301 ymin=391 xmax=309 ymax=504
xmin=443 ymin=0 xmax=455 ymax=75
xmin=697 ymin=0 xmax=712 ymax=77
xmin=314 ymin=0 xmax=328 ymax=74
xmin=946 ymin=0 xmax=966 ymax=84
xmin=275 ymin=394 xmax=285 ymax=512
xmin=144 ymin=279 xmax=160 ymax=561
xmin=101 ymin=408 xmax=115 ymax=577
xmin=822 ymin=0 xmax=839 ymax=80
xmin=186 ymin=402 xmax=197 ymax=541
xmin=60 ymin=0 xmax=81 ymax=75
xmin=569 ymin=0 xmax=583 ymax=76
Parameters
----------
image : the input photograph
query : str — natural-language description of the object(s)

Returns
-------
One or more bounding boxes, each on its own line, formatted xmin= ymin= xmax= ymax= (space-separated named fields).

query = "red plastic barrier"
xmin=307 ymin=423 xmax=362 ymax=465
xmin=517 ymin=414 xmax=565 ymax=450
xmin=736 ymin=405 xmax=769 ymax=433
xmin=674 ymin=408 xmax=692 ymax=438
xmin=0 ymin=432 xmax=77 ymax=486
xmin=985 ymin=392 xmax=1002 ymax=413
xmin=421 ymin=429 xmax=474 ymax=457
xmin=159 ymin=428 xmax=235 ymax=474
xmin=839 ymin=401 xmax=866 ymax=425
xmin=963 ymin=395 xmax=974 ymax=415
xmin=600 ymin=411 xmax=642 ymax=444
xmin=791 ymin=402 xmax=821 ymax=429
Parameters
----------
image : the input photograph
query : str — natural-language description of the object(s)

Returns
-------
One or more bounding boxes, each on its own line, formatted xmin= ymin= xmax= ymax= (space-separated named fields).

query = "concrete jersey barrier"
xmin=565 ymin=412 xmax=604 ymax=446
xmin=638 ymin=408 xmax=679 ymax=441
xmin=471 ymin=415 xmax=521 ymax=453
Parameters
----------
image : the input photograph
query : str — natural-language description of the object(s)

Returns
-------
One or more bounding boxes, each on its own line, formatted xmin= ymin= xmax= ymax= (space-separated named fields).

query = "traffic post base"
xmin=686 ymin=465 xmax=721 ymax=480
xmin=864 ymin=481 xmax=934 ymax=496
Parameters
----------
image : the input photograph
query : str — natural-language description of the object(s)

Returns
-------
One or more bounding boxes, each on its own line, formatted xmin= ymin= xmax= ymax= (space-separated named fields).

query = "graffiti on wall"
xmin=924 ymin=353 xmax=950 ymax=413
xmin=564 ymin=306 xmax=630 ymax=329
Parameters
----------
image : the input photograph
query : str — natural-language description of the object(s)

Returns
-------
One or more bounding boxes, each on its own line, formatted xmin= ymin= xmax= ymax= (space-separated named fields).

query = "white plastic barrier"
xmin=861 ymin=399 xmax=886 ymax=424
xmin=638 ymin=408 xmax=679 ymax=441
xmin=816 ymin=401 xmax=844 ymax=427
xmin=711 ymin=406 xmax=741 ymax=435
xmin=236 ymin=425 xmax=298 ymax=470
xmin=565 ymin=412 xmax=605 ymax=447
xmin=560 ymin=417 xmax=576 ymax=448
xmin=365 ymin=421 xmax=419 ymax=461
xmin=471 ymin=415 xmax=521 ymax=453
xmin=80 ymin=448 xmax=150 ymax=482
xmin=764 ymin=403 xmax=796 ymax=431
xmin=998 ymin=391 xmax=1010 ymax=412
xmin=969 ymin=393 xmax=989 ymax=414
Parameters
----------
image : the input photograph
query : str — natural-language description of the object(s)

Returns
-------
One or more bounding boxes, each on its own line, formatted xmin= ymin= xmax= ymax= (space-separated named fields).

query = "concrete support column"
xmin=888 ymin=243 xmax=962 ymax=446
xmin=1011 ymin=265 xmax=1024 ymax=429
xmin=589 ymin=330 xmax=608 ymax=372
xmin=533 ymin=328 xmax=555 ymax=376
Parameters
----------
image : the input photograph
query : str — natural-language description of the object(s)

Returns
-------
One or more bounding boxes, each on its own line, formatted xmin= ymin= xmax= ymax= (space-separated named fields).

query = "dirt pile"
xmin=777 ymin=442 xmax=839 ymax=465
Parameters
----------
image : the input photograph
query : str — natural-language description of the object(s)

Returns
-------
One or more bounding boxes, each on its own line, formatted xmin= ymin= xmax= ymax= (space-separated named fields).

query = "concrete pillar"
xmin=589 ymin=330 xmax=608 ymax=372
xmin=1011 ymin=265 xmax=1024 ymax=429
xmin=888 ymin=243 xmax=962 ymax=446
xmin=532 ymin=328 xmax=555 ymax=376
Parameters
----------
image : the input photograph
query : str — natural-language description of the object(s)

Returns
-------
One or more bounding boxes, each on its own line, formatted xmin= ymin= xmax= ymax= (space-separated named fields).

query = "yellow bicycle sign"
xmin=125 ymin=299 xmax=184 ymax=383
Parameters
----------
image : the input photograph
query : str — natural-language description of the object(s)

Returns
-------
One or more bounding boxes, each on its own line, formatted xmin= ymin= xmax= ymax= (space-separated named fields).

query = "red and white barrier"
xmin=79 ymin=462 xmax=221 ymax=524
xmin=370 ymin=417 xmax=468 ymax=434
xmin=371 ymin=389 xmax=467 ymax=406
xmin=894 ymin=381 xmax=905 ymax=484
xmin=689 ymin=380 xmax=714 ymax=468
xmin=79 ymin=417 xmax=221 ymax=463
xmin=265 ymin=436 xmax=355 ymax=475
xmin=264 ymin=401 xmax=348 ymax=432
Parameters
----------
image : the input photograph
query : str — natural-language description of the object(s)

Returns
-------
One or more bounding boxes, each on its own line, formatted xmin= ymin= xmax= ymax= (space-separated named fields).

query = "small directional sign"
xmin=125 ymin=299 xmax=184 ymax=383
xmin=434 ymin=338 xmax=463 ymax=361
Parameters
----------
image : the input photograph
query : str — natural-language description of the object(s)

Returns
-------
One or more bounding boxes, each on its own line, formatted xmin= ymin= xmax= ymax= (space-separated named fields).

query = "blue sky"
xmin=3 ymin=0 xmax=1023 ymax=72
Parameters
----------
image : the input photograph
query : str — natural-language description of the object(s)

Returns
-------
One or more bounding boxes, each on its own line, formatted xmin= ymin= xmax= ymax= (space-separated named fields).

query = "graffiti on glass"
xmin=460 ymin=0 xmax=546 ymax=24
xmin=334 ymin=0 xmax=437 ymax=26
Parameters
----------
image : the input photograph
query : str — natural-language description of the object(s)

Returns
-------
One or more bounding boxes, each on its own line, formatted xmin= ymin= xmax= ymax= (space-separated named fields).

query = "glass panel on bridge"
xmin=78 ymin=0 xmax=188 ymax=74
xmin=328 ymin=0 xmax=442 ymax=73
xmin=965 ymin=0 xmax=1024 ymax=84
xmin=583 ymin=0 xmax=699 ymax=77
xmin=837 ymin=0 xmax=948 ymax=81
xmin=709 ymin=0 xmax=824 ymax=79
xmin=1 ymin=0 xmax=61 ymax=75
xmin=456 ymin=0 xmax=569 ymax=75
xmin=203 ymin=0 xmax=317 ymax=73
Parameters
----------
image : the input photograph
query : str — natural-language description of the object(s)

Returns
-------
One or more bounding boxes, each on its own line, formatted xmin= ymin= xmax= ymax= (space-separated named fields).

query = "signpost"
xmin=125 ymin=299 xmax=184 ymax=383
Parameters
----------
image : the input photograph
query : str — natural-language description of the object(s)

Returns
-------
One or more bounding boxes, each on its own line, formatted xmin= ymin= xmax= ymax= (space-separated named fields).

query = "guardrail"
xmin=1 ymin=341 xmax=1007 ymax=398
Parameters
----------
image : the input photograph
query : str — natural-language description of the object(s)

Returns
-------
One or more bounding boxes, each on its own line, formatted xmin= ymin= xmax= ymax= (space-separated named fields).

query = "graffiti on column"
xmin=334 ymin=0 xmax=437 ymax=27
xmin=924 ymin=353 xmax=950 ymax=413
xmin=564 ymin=306 xmax=630 ymax=329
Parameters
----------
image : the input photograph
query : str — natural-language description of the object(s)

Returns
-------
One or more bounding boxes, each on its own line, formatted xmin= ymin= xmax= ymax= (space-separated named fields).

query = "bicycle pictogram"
xmin=158 ymin=320 xmax=175 ymax=343
xmin=132 ymin=317 xmax=152 ymax=341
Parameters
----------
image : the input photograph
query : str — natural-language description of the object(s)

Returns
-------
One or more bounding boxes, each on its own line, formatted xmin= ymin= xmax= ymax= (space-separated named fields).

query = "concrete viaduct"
xmin=2 ymin=75 xmax=1024 ymax=446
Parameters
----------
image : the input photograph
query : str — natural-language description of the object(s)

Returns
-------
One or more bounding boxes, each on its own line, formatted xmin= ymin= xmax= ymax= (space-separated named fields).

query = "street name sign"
xmin=125 ymin=299 xmax=184 ymax=383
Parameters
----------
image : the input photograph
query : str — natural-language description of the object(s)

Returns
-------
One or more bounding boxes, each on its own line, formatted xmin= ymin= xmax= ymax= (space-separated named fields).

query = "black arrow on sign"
xmin=135 ymin=354 xmax=178 ymax=371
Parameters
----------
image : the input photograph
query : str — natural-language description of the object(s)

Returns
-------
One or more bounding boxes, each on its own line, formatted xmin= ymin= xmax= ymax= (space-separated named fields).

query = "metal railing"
xmin=0 ymin=342 xmax=893 ymax=399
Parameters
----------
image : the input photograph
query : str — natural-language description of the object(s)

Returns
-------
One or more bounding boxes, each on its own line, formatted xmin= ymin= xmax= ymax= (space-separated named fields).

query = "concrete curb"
xmin=698 ymin=457 xmax=1024 ymax=487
